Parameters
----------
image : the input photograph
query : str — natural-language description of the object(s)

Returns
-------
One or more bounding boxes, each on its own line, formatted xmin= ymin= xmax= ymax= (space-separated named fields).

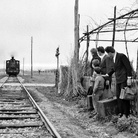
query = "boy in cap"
xmin=92 ymin=67 xmax=105 ymax=116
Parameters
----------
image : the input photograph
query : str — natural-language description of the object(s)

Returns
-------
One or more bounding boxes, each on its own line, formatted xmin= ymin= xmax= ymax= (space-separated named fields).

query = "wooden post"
xmin=136 ymin=49 xmax=138 ymax=79
xmin=74 ymin=0 xmax=79 ymax=62
xmin=23 ymin=58 xmax=24 ymax=76
xmin=31 ymin=36 xmax=33 ymax=78
xmin=73 ymin=0 xmax=80 ymax=95
xmin=85 ymin=25 xmax=89 ymax=75
xmin=55 ymin=47 xmax=60 ymax=90
xmin=112 ymin=6 xmax=116 ymax=47
xmin=3 ymin=60 xmax=5 ymax=74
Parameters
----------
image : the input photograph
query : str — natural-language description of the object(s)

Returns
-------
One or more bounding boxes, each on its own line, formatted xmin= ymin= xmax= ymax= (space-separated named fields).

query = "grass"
xmin=20 ymin=71 xmax=55 ymax=84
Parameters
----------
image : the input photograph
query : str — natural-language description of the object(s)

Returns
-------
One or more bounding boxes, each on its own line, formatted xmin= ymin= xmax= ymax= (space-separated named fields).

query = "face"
xmin=97 ymin=51 xmax=102 ymax=56
xmin=91 ymin=52 xmax=94 ymax=57
xmin=107 ymin=52 xmax=114 ymax=58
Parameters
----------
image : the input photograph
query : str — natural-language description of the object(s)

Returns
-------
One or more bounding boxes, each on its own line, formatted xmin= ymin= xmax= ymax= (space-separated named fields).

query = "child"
xmin=92 ymin=67 xmax=105 ymax=116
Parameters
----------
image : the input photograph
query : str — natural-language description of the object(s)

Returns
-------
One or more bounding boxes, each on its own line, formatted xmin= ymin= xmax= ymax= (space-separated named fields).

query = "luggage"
xmin=120 ymin=87 xmax=136 ymax=100
xmin=87 ymin=86 xmax=94 ymax=110
xmin=87 ymin=95 xmax=94 ymax=111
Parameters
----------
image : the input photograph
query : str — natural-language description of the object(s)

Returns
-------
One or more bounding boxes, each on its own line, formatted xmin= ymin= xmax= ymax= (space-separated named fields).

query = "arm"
xmin=121 ymin=54 xmax=132 ymax=86
xmin=106 ymin=57 xmax=114 ymax=74
xmin=121 ymin=54 xmax=132 ymax=77
xmin=107 ymin=68 xmax=115 ymax=77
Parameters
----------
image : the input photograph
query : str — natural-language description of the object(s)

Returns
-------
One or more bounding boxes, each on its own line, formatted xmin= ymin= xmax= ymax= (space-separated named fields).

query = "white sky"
xmin=0 ymin=0 xmax=137 ymax=70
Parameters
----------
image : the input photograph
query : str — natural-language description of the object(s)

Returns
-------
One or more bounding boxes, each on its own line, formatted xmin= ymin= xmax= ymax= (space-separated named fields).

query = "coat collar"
xmin=113 ymin=52 xmax=117 ymax=63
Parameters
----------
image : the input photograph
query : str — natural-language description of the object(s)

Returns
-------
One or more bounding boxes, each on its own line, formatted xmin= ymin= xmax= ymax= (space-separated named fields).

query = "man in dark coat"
xmin=105 ymin=46 xmax=132 ymax=118
xmin=97 ymin=46 xmax=114 ymax=88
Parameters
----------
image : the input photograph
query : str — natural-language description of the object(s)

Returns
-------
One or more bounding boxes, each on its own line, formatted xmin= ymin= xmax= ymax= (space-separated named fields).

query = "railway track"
xmin=0 ymin=76 xmax=61 ymax=138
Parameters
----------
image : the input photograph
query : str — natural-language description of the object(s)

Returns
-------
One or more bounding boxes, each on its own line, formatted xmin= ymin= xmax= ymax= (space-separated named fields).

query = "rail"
xmin=17 ymin=77 xmax=62 ymax=138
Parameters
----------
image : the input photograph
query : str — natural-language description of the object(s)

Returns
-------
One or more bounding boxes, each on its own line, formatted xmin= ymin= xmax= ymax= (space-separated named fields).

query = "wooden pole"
xmin=87 ymin=39 xmax=138 ymax=43
xmin=23 ymin=58 xmax=24 ymax=76
xmin=31 ymin=36 xmax=33 ymax=78
xmin=57 ymin=48 xmax=59 ymax=71
xmin=66 ymin=0 xmax=81 ymax=97
xmin=72 ymin=0 xmax=79 ymax=95
xmin=136 ymin=48 xmax=138 ymax=78
xmin=3 ymin=60 xmax=5 ymax=74
xmin=112 ymin=6 xmax=116 ymax=47
xmin=55 ymin=47 xmax=60 ymax=90
xmin=85 ymin=25 xmax=89 ymax=75
xmin=74 ymin=0 xmax=79 ymax=62
xmin=79 ymin=9 xmax=138 ymax=42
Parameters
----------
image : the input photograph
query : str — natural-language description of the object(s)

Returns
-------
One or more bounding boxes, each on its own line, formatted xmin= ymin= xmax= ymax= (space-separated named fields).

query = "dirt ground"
xmin=2 ymin=72 xmax=138 ymax=138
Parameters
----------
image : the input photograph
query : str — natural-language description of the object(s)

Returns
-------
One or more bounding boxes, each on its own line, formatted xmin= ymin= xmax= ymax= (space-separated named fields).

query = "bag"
xmin=87 ymin=86 xmax=93 ymax=95
xmin=103 ymin=76 xmax=110 ymax=89
xmin=120 ymin=87 xmax=136 ymax=100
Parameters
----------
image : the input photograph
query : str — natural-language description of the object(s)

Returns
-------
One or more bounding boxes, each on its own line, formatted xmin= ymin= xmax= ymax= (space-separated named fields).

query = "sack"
xmin=120 ymin=87 xmax=136 ymax=100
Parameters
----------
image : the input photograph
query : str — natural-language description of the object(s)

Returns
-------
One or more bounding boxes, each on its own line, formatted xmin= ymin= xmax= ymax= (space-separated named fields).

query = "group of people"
xmin=89 ymin=46 xmax=132 ymax=118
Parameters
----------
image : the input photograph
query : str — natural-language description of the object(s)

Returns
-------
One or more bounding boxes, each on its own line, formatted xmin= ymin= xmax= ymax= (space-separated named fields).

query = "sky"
xmin=0 ymin=0 xmax=137 ymax=70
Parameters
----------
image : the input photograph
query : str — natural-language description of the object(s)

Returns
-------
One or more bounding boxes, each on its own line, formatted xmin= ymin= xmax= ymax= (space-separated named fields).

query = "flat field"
xmin=21 ymin=71 xmax=55 ymax=84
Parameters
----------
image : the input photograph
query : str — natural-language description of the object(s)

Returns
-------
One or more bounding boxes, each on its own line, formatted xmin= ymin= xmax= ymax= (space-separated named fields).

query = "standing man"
xmin=97 ymin=46 xmax=114 ymax=88
xmin=105 ymin=46 xmax=132 ymax=118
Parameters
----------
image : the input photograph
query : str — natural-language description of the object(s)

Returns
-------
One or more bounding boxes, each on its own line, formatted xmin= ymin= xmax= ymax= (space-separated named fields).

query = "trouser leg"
xmin=92 ymin=92 xmax=103 ymax=114
xmin=123 ymin=99 xmax=130 ymax=117
xmin=92 ymin=94 xmax=98 ymax=113
xmin=116 ymin=82 xmax=130 ymax=117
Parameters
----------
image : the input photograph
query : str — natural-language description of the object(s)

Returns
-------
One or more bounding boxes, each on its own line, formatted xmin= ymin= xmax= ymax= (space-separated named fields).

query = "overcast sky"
xmin=0 ymin=0 xmax=137 ymax=70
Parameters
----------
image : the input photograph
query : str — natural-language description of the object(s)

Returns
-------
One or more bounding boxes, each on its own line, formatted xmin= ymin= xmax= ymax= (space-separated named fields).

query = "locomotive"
xmin=6 ymin=56 xmax=20 ymax=76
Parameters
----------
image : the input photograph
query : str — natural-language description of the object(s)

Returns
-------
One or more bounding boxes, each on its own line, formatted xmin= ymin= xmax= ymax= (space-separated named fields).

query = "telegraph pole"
xmin=23 ymin=58 xmax=24 ymax=76
xmin=31 ymin=36 xmax=33 ymax=78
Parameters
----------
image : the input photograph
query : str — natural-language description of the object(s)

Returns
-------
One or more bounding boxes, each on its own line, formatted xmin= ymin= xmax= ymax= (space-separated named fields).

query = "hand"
xmin=127 ymin=77 xmax=132 ymax=86
xmin=90 ymin=77 xmax=95 ymax=82
xmin=102 ymin=74 xmax=109 ymax=77
xmin=93 ymin=93 xmax=96 ymax=96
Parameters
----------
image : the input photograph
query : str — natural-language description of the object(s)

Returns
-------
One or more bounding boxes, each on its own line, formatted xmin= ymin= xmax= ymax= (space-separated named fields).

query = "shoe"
xmin=119 ymin=115 xmax=127 ymax=120
xmin=88 ymin=108 xmax=93 ymax=112
xmin=118 ymin=114 xmax=123 ymax=118
xmin=91 ymin=113 xmax=98 ymax=120
xmin=89 ymin=111 xmax=97 ymax=118
xmin=91 ymin=110 xmax=97 ymax=115
xmin=125 ymin=115 xmax=130 ymax=118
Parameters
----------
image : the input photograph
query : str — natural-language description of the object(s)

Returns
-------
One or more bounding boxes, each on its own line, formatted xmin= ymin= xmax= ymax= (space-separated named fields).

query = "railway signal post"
xmin=55 ymin=47 xmax=60 ymax=91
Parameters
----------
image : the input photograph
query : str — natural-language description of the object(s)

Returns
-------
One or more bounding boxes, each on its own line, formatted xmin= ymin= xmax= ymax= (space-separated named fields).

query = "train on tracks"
xmin=6 ymin=56 xmax=20 ymax=76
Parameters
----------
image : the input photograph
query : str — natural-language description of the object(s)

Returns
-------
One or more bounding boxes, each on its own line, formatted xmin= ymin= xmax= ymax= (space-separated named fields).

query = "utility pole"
xmin=74 ymin=0 xmax=80 ymax=62
xmin=31 ymin=36 xmax=33 ymax=78
xmin=73 ymin=0 xmax=80 ymax=95
xmin=23 ymin=58 xmax=24 ymax=76
xmin=55 ymin=47 xmax=60 ymax=90
xmin=3 ymin=60 xmax=5 ymax=74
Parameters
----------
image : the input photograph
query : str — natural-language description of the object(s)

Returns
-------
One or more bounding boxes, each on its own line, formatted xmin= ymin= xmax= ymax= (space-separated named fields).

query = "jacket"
xmin=108 ymin=53 xmax=132 ymax=84
xmin=100 ymin=55 xmax=114 ymax=75
xmin=93 ymin=74 xmax=105 ymax=93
